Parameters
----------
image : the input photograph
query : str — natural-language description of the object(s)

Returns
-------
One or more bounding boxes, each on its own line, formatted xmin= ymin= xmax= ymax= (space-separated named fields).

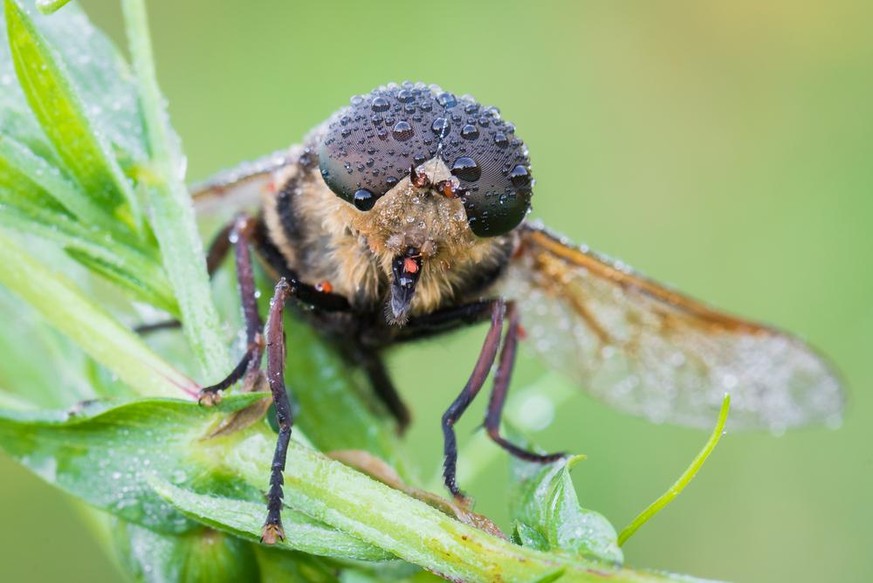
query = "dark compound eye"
xmin=318 ymin=82 xmax=533 ymax=232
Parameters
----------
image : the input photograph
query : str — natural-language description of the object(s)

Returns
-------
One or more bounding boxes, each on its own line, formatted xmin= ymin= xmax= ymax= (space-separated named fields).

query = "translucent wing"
xmin=189 ymin=148 xmax=293 ymax=214
xmin=500 ymin=223 xmax=844 ymax=431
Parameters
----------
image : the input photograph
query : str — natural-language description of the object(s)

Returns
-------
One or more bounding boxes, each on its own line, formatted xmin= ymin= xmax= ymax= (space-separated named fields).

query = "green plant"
xmin=0 ymin=2 xmax=729 ymax=581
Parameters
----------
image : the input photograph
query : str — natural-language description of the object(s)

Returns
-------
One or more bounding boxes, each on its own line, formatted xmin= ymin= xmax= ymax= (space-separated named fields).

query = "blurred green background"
xmin=1 ymin=1 xmax=871 ymax=581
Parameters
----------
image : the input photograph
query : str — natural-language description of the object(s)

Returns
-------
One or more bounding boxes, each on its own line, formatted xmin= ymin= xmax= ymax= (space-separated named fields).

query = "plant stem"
xmin=618 ymin=395 xmax=731 ymax=546
xmin=120 ymin=0 xmax=228 ymax=381
xmin=219 ymin=430 xmax=711 ymax=583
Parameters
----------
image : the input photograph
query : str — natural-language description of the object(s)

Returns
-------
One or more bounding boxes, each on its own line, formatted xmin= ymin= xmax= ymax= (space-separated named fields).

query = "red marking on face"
xmin=436 ymin=180 xmax=457 ymax=199
xmin=316 ymin=280 xmax=333 ymax=293
xmin=517 ymin=324 xmax=528 ymax=340
xmin=403 ymin=257 xmax=419 ymax=274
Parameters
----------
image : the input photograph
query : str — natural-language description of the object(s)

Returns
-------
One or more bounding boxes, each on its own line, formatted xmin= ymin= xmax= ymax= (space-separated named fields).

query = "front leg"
xmin=197 ymin=214 xmax=351 ymax=403
xmin=260 ymin=279 xmax=296 ymax=543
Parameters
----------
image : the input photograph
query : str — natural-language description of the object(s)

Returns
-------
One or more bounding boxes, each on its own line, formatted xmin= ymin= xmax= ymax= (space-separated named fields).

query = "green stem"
xmin=120 ymin=0 xmax=228 ymax=381
xmin=218 ymin=430 xmax=712 ymax=583
xmin=618 ymin=394 xmax=731 ymax=547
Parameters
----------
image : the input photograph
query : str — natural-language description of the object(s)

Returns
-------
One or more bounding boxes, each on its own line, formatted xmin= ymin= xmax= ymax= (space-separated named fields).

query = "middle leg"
xmin=440 ymin=299 xmax=566 ymax=500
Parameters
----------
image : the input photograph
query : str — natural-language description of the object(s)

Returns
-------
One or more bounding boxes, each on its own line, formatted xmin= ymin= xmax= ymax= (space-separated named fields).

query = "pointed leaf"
xmin=0 ymin=393 xmax=267 ymax=533
xmin=5 ymin=0 xmax=142 ymax=227
xmin=35 ymin=0 xmax=73 ymax=15
xmin=0 ymin=231 xmax=194 ymax=398
xmin=509 ymin=455 xmax=623 ymax=565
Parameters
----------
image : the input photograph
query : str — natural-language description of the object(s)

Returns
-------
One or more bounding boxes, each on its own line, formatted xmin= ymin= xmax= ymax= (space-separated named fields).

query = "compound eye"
xmin=438 ymin=104 xmax=533 ymax=237
xmin=318 ymin=83 xmax=441 ymax=211
xmin=317 ymin=83 xmax=534 ymax=232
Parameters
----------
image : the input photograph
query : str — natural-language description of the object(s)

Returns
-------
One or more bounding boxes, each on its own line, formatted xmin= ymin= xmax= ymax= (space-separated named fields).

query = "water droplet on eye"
xmin=392 ymin=120 xmax=414 ymax=141
xmin=431 ymin=117 xmax=450 ymax=138
xmin=386 ymin=176 xmax=399 ymax=188
xmin=371 ymin=97 xmax=390 ymax=112
xmin=437 ymin=92 xmax=457 ymax=108
xmin=461 ymin=124 xmax=480 ymax=140
xmin=353 ymin=188 xmax=377 ymax=211
xmin=509 ymin=164 xmax=531 ymax=187
xmin=351 ymin=95 xmax=364 ymax=106
xmin=451 ymin=157 xmax=481 ymax=181
xmin=397 ymin=89 xmax=414 ymax=103
xmin=493 ymin=132 xmax=509 ymax=147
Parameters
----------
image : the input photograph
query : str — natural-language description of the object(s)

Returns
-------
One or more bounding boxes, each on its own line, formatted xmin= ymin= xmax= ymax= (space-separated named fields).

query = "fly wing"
xmin=189 ymin=148 xmax=294 ymax=215
xmin=499 ymin=223 xmax=844 ymax=431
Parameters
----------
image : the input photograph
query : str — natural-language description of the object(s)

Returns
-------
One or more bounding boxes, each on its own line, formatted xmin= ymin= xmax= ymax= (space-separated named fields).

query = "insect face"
xmin=308 ymin=83 xmax=534 ymax=322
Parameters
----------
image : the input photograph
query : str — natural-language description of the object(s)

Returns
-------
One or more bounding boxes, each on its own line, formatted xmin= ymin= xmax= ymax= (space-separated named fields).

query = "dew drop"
xmin=353 ymin=188 xmax=377 ymax=211
xmin=461 ymin=124 xmax=480 ymax=140
xmin=451 ymin=157 xmax=481 ymax=181
xmin=392 ymin=120 xmax=414 ymax=141
xmin=509 ymin=164 xmax=531 ymax=187
xmin=431 ymin=117 xmax=451 ymax=138
xmin=371 ymin=96 xmax=390 ymax=112
xmin=493 ymin=132 xmax=509 ymax=147
xmin=437 ymin=92 xmax=457 ymax=108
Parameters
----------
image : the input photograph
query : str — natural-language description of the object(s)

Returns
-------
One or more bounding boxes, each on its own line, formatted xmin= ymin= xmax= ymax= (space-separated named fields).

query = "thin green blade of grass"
xmin=618 ymin=394 xmax=731 ymax=547
xmin=0 ymin=135 xmax=124 ymax=234
xmin=4 ymin=0 xmax=142 ymax=230
xmin=0 ymin=203 xmax=177 ymax=314
xmin=35 ymin=0 xmax=72 ymax=15
xmin=0 ymin=230 xmax=195 ymax=399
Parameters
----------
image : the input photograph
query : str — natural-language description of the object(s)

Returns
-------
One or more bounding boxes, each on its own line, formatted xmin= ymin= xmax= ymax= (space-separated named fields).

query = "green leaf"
xmin=0 ymin=202 xmax=176 ymax=313
xmin=4 ymin=0 xmax=142 ymax=228
xmin=0 ymin=393 xmax=267 ymax=533
xmin=152 ymin=480 xmax=393 ymax=562
xmin=0 ymin=134 xmax=118 ymax=230
xmin=113 ymin=520 xmax=260 ymax=583
xmin=0 ymin=231 xmax=195 ymax=398
xmin=509 ymin=455 xmax=623 ymax=565
xmin=35 ymin=0 xmax=72 ymax=16
xmin=0 ymin=389 xmax=711 ymax=582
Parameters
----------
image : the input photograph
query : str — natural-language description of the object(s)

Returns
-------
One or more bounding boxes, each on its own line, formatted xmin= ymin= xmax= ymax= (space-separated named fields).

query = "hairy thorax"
xmin=262 ymin=140 xmax=515 ymax=320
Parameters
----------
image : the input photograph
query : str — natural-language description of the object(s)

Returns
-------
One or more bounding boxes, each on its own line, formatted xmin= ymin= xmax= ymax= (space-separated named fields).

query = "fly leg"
xmin=441 ymin=300 xmax=505 ymax=499
xmin=198 ymin=215 xmax=264 ymax=404
xmin=260 ymin=278 xmax=296 ymax=543
xmin=484 ymin=301 xmax=565 ymax=462
xmin=440 ymin=299 xmax=565 ymax=500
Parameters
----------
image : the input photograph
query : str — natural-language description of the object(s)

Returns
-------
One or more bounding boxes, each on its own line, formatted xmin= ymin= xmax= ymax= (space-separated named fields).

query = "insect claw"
xmin=197 ymin=389 xmax=222 ymax=407
xmin=409 ymin=164 xmax=430 ymax=188
xmin=260 ymin=522 xmax=285 ymax=545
